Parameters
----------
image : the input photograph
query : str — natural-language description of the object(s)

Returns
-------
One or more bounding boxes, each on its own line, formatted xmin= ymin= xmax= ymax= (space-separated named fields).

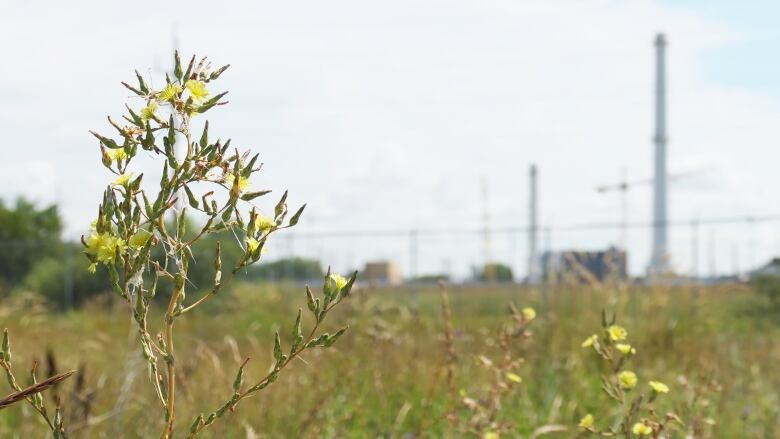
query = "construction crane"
xmin=596 ymin=169 xmax=699 ymax=251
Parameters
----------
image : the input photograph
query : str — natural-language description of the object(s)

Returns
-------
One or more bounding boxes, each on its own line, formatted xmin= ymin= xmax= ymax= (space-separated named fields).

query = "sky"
xmin=2 ymin=0 xmax=780 ymax=278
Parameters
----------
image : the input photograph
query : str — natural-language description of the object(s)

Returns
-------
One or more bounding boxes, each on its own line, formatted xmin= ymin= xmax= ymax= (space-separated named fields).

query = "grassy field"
xmin=1 ymin=281 xmax=779 ymax=438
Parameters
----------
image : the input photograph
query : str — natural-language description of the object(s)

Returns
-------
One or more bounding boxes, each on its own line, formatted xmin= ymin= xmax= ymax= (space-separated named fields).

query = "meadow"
xmin=1 ymin=280 xmax=778 ymax=438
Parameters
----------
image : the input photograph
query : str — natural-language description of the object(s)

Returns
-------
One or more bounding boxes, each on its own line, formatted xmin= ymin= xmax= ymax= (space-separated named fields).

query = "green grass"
xmin=1 ymin=282 xmax=779 ymax=438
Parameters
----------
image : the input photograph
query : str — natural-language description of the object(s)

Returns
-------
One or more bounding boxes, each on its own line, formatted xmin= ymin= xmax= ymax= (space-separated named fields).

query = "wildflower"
xmin=578 ymin=414 xmax=594 ymax=430
xmin=140 ymin=101 xmax=159 ymax=121
xmin=330 ymin=273 xmax=348 ymax=290
xmin=581 ymin=334 xmax=598 ymax=348
xmin=88 ymin=263 xmax=97 ymax=274
xmin=477 ymin=355 xmax=493 ymax=367
xmin=129 ymin=229 xmax=152 ymax=249
xmin=615 ymin=343 xmax=635 ymax=355
xmin=225 ymin=172 xmax=250 ymax=193
xmin=107 ymin=148 xmax=127 ymax=162
xmin=632 ymin=422 xmax=652 ymax=436
xmin=246 ymin=237 xmax=260 ymax=253
xmin=185 ymin=80 xmax=209 ymax=101
xmin=618 ymin=371 xmax=638 ymax=390
xmin=649 ymin=380 xmax=669 ymax=394
xmin=112 ymin=173 xmax=133 ymax=187
xmin=254 ymin=214 xmax=275 ymax=233
xmin=522 ymin=307 xmax=536 ymax=321
xmin=85 ymin=232 xmax=126 ymax=265
xmin=158 ymin=83 xmax=183 ymax=102
xmin=506 ymin=372 xmax=522 ymax=384
xmin=607 ymin=325 xmax=628 ymax=341
xmin=483 ymin=432 xmax=499 ymax=439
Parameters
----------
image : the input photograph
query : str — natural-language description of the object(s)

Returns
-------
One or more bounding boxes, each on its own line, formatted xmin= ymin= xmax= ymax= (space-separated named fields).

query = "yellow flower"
xmin=607 ymin=325 xmax=628 ymax=341
xmin=632 ymin=422 xmax=652 ymax=436
xmin=88 ymin=263 xmax=97 ymax=274
xmin=581 ymin=334 xmax=598 ymax=348
xmin=254 ymin=214 xmax=276 ymax=232
xmin=185 ymin=80 xmax=209 ymax=101
xmin=616 ymin=343 xmax=635 ymax=355
xmin=649 ymin=380 xmax=669 ymax=394
xmin=578 ymin=414 xmax=594 ymax=430
xmin=483 ymin=433 xmax=499 ymax=439
xmin=506 ymin=372 xmax=522 ymax=384
xmin=225 ymin=173 xmax=250 ymax=193
xmin=246 ymin=237 xmax=260 ymax=253
xmin=107 ymin=148 xmax=127 ymax=162
xmin=140 ymin=101 xmax=159 ymax=121
xmin=618 ymin=371 xmax=638 ymax=390
xmin=158 ymin=83 xmax=183 ymax=102
xmin=112 ymin=173 xmax=133 ymax=187
xmin=86 ymin=232 xmax=126 ymax=265
xmin=129 ymin=230 xmax=152 ymax=249
xmin=330 ymin=273 xmax=348 ymax=290
xmin=522 ymin=307 xmax=536 ymax=320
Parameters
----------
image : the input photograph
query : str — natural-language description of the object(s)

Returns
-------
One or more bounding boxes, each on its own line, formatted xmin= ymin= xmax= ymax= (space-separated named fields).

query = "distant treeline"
xmin=0 ymin=198 xmax=323 ymax=309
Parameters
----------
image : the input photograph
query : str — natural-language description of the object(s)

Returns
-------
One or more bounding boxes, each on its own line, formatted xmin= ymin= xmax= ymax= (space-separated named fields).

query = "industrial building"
xmin=541 ymin=247 xmax=628 ymax=283
xmin=362 ymin=261 xmax=403 ymax=286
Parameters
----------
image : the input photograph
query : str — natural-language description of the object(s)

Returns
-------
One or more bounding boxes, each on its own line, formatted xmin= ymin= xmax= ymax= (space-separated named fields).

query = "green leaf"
xmin=323 ymin=326 xmax=348 ymax=347
xmin=233 ymin=360 xmax=247 ymax=393
xmin=291 ymin=309 xmax=303 ymax=353
xmin=288 ymin=204 xmax=306 ymax=227
xmin=199 ymin=121 xmax=209 ymax=150
xmin=135 ymin=70 xmax=149 ymax=94
xmin=196 ymin=91 xmax=229 ymax=113
xmin=184 ymin=185 xmax=199 ymax=209
xmin=240 ymin=190 xmax=272 ymax=201
xmin=1 ymin=329 xmax=10 ymax=363
xmin=209 ymin=64 xmax=231 ymax=81
xmin=305 ymin=286 xmax=317 ymax=316
xmin=174 ymin=51 xmax=183 ymax=81
xmin=273 ymin=332 xmax=283 ymax=362
xmin=274 ymin=190 xmax=288 ymax=219
xmin=90 ymin=131 xmax=119 ymax=149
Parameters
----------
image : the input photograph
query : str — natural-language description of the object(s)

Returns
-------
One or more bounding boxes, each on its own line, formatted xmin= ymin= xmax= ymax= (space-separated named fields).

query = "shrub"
xmin=21 ymin=246 xmax=111 ymax=309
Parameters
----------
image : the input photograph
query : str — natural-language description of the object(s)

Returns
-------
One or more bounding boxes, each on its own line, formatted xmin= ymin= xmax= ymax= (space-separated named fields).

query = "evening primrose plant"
xmin=577 ymin=311 xmax=682 ymax=438
xmin=84 ymin=52 xmax=356 ymax=438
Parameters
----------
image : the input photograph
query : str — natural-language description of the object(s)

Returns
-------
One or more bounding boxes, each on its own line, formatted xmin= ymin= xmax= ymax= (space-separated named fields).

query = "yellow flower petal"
xmin=578 ymin=414 xmax=594 ymax=430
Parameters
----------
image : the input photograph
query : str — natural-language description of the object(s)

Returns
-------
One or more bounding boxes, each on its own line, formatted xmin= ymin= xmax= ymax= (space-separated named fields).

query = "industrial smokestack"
xmin=649 ymin=33 xmax=669 ymax=276
xmin=528 ymin=164 xmax=539 ymax=283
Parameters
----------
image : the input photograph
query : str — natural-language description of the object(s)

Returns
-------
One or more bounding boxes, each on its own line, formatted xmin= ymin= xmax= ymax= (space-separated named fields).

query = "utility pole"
xmin=528 ymin=164 xmax=539 ymax=283
xmin=481 ymin=177 xmax=495 ymax=282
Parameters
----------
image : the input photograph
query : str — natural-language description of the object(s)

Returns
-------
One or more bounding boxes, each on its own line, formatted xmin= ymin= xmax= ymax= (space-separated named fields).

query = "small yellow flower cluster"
xmin=225 ymin=173 xmax=250 ymax=193
xmin=505 ymin=372 xmax=522 ymax=384
xmin=158 ymin=83 xmax=183 ymax=102
xmin=140 ymin=101 xmax=159 ymax=121
xmin=616 ymin=343 xmax=636 ymax=355
xmin=85 ymin=231 xmax=126 ymax=265
xmin=330 ymin=273 xmax=348 ymax=290
xmin=107 ymin=148 xmax=127 ymax=162
xmin=113 ymin=173 xmax=134 ymax=187
xmin=581 ymin=334 xmax=598 ymax=348
xmin=607 ymin=325 xmax=627 ymax=341
xmin=246 ymin=237 xmax=260 ymax=253
xmin=521 ymin=307 xmax=536 ymax=321
xmin=254 ymin=214 xmax=275 ymax=233
xmin=632 ymin=422 xmax=652 ymax=436
xmin=618 ymin=370 xmax=638 ymax=390
xmin=578 ymin=413 xmax=594 ymax=430
xmin=185 ymin=80 xmax=209 ymax=102
xmin=649 ymin=380 xmax=669 ymax=394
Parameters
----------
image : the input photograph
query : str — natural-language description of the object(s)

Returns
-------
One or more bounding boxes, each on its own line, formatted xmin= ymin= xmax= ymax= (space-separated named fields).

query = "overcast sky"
xmin=2 ymin=0 xmax=780 ymax=278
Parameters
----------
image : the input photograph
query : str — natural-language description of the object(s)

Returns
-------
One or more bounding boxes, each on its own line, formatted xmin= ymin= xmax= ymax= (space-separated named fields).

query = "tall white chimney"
xmin=649 ymin=33 xmax=669 ymax=275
